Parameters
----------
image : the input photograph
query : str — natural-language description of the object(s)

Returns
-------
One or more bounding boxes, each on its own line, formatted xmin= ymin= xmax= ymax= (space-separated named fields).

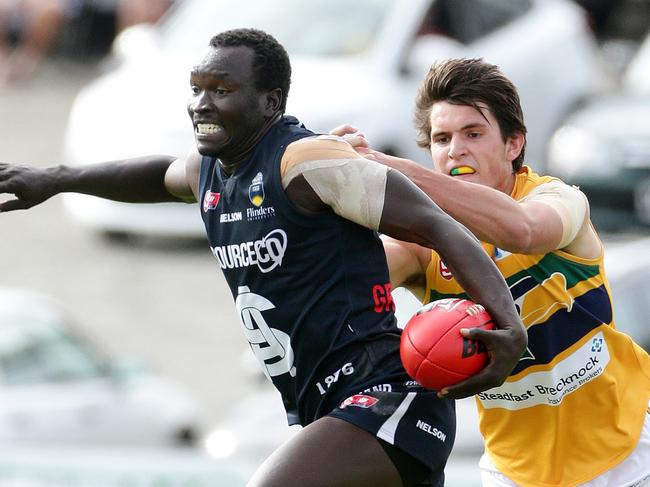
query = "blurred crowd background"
xmin=0 ymin=0 xmax=649 ymax=85
xmin=0 ymin=0 xmax=648 ymax=84
xmin=0 ymin=0 xmax=174 ymax=84
xmin=1 ymin=0 xmax=650 ymax=485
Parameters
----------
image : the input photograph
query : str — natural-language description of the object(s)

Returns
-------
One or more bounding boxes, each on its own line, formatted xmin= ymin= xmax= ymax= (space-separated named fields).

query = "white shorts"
xmin=479 ymin=406 xmax=650 ymax=487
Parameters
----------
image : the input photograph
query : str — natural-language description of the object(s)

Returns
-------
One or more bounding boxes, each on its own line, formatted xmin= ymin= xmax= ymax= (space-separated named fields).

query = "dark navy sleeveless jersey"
xmin=198 ymin=116 xmax=404 ymax=425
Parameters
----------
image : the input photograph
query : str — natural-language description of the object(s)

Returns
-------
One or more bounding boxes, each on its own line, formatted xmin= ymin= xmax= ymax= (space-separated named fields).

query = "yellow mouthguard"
xmin=450 ymin=166 xmax=475 ymax=176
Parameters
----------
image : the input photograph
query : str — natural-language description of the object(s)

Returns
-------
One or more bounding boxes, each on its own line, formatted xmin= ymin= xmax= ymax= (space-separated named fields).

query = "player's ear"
xmin=505 ymin=131 xmax=525 ymax=163
xmin=263 ymin=88 xmax=282 ymax=117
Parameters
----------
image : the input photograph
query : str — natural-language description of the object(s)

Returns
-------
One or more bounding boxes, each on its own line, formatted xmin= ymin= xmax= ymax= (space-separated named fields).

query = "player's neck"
xmin=219 ymin=113 xmax=282 ymax=175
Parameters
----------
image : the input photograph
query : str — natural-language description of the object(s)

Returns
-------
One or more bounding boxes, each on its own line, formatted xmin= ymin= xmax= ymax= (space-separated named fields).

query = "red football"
xmin=400 ymin=298 xmax=494 ymax=391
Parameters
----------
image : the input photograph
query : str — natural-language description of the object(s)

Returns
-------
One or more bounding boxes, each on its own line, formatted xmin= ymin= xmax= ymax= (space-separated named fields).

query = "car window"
xmin=418 ymin=0 xmax=532 ymax=44
xmin=0 ymin=310 xmax=107 ymax=386
xmin=157 ymin=0 xmax=391 ymax=56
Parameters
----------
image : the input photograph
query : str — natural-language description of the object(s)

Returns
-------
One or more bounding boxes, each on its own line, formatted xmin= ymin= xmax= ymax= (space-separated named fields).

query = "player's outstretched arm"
xmin=0 ymin=155 xmax=190 ymax=212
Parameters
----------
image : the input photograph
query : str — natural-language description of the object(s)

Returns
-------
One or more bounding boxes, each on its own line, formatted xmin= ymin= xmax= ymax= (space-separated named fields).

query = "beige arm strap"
xmin=283 ymin=157 xmax=389 ymax=230
xmin=520 ymin=180 xmax=588 ymax=248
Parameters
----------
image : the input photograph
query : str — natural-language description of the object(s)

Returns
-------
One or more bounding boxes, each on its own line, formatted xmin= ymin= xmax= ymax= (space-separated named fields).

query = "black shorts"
xmin=328 ymin=386 xmax=455 ymax=486
xmin=297 ymin=337 xmax=456 ymax=485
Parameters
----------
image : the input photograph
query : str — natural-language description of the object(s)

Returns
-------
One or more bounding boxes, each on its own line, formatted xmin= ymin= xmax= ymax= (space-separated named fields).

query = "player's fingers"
xmin=0 ymin=198 xmax=31 ymax=212
xmin=438 ymin=367 xmax=503 ymax=399
xmin=328 ymin=124 xmax=358 ymax=136
xmin=343 ymin=133 xmax=369 ymax=149
xmin=460 ymin=327 xmax=494 ymax=343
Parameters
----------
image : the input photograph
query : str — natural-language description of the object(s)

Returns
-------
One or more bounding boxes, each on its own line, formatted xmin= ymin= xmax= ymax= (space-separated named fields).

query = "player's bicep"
xmin=164 ymin=151 xmax=201 ymax=203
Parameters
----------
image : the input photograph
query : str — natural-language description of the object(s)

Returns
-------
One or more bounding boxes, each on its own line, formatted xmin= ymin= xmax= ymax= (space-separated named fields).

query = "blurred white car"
xmin=62 ymin=0 xmax=608 ymax=238
xmin=0 ymin=288 xmax=204 ymax=446
xmin=201 ymin=236 xmax=650 ymax=486
xmin=547 ymin=32 xmax=650 ymax=230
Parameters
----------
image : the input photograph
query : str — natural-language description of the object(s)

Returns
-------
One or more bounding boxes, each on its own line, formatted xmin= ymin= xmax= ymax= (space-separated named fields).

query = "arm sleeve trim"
xmin=520 ymin=180 xmax=588 ymax=248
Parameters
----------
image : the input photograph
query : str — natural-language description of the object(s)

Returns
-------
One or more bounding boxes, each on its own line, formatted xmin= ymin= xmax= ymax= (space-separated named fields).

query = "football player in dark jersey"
xmin=0 ymin=29 xmax=526 ymax=486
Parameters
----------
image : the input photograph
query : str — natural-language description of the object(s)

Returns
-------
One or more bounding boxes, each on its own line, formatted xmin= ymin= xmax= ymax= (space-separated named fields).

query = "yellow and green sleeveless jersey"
xmin=424 ymin=166 xmax=650 ymax=486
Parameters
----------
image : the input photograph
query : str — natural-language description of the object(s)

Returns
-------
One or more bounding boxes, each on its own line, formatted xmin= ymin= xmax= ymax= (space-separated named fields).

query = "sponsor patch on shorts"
xmin=340 ymin=394 xmax=379 ymax=409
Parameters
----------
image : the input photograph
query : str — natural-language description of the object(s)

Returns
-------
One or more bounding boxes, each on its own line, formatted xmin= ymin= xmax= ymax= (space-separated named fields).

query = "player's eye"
xmin=433 ymin=136 xmax=449 ymax=145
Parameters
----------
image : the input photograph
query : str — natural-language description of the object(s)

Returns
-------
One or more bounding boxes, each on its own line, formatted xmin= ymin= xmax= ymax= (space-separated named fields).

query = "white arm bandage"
xmin=520 ymin=180 xmax=588 ymax=248
xmin=282 ymin=158 xmax=389 ymax=230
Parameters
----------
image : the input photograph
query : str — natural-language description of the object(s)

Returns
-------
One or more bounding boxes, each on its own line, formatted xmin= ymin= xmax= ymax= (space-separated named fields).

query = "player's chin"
xmin=194 ymin=141 xmax=214 ymax=156
xmin=195 ymin=136 xmax=229 ymax=157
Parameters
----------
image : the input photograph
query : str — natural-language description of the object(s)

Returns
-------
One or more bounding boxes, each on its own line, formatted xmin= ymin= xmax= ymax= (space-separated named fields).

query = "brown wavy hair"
xmin=414 ymin=58 xmax=527 ymax=172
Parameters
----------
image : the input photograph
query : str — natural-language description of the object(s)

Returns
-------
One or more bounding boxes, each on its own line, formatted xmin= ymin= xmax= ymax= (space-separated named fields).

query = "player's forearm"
xmin=53 ymin=155 xmax=179 ymax=203
xmin=387 ymin=158 xmax=530 ymax=251
xmin=379 ymin=170 xmax=524 ymax=340
xmin=435 ymin=223 xmax=522 ymax=333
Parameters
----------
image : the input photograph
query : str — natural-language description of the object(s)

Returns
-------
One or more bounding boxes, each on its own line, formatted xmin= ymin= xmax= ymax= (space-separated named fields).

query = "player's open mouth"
xmin=196 ymin=123 xmax=223 ymax=135
xmin=450 ymin=166 xmax=475 ymax=176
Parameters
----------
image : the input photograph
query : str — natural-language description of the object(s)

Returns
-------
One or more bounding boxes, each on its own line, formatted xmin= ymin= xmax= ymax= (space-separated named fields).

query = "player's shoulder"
xmin=185 ymin=149 xmax=204 ymax=165
xmin=282 ymin=135 xmax=360 ymax=175
xmin=183 ymin=149 xmax=205 ymax=177
xmin=285 ymin=135 xmax=359 ymax=161
xmin=531 ymin=179 xmax=586 ymax=200
xmin=520 ymin=166 xmax=584 ymax=200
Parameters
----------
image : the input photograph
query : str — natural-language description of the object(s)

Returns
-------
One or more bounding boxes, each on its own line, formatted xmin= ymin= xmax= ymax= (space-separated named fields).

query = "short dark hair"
xmin=210 ymin=28 xmax=291 ymax=112
xmin=414 ymin=58 xmax=527 ymax=172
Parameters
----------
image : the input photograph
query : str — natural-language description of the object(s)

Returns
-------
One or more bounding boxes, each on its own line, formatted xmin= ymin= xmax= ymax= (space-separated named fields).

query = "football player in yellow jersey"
xmin=334 ymin=58 xmax=650 ymax=486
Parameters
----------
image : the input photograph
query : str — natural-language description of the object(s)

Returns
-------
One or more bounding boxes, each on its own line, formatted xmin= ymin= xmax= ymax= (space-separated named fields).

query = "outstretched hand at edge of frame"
xmin=0 ymin=163 xmax=59 ymax=212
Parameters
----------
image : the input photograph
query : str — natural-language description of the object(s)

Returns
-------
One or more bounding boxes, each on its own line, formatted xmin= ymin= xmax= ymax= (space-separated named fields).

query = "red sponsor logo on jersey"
xmin=372 ymin=283 xmax=395 ymax=312
xmin=439 ymin=260 xmax=453 ymax=280
xmin=340 ymin=394 xmax=379 ymax=409
xmin=203 ymin=191 xmax=220 ymax=212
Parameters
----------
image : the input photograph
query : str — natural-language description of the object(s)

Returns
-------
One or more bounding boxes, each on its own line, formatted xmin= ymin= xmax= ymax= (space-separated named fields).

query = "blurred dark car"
xmin=547 ymin=32 xmax=650 ymax=230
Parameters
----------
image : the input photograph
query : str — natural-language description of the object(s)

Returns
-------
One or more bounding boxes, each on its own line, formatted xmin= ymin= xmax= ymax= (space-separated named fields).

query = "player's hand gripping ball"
xmin=400 ymin=298 xmax=494 ymax=391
